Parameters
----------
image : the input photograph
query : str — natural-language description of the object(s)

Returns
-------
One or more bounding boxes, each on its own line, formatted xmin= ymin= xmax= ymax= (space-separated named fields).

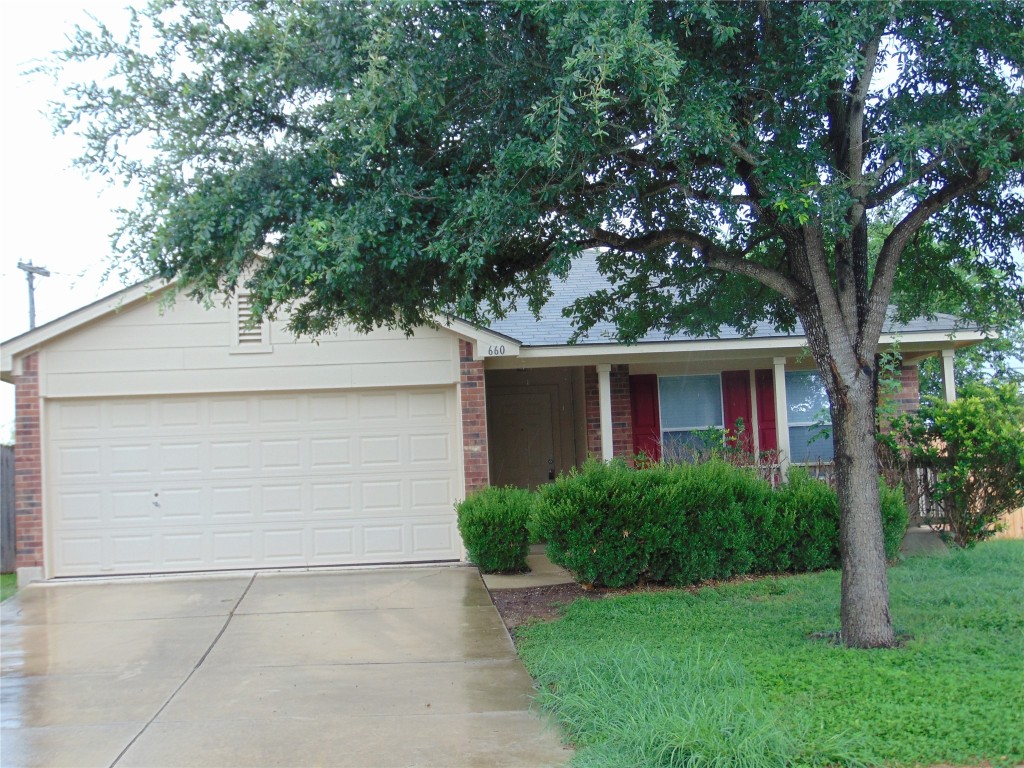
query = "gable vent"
xmin=236 ymin=293 xmax=265 ymax=344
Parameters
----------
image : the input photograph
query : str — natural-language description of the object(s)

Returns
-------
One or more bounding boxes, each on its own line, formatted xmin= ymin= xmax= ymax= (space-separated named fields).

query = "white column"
xmin=596 ymin=364 xmax=614 ymax=461
xmin=941 ymin=348 xmax=957 ymax=403
xmin=773 ymin=357 xmax=791 ymax=475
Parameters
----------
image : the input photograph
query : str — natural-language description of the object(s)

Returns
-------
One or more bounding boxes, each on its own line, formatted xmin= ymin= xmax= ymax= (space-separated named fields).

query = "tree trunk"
xmin=832 ymin=377 xmax=897 ymax=648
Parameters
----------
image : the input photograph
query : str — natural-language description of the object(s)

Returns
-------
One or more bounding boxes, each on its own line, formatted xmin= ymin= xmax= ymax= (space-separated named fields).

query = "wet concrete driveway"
xmin=0 ymin=567 xmax=569 ymax=767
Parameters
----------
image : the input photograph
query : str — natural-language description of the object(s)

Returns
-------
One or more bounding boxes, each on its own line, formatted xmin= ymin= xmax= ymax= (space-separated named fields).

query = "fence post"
xmin=1 ymin=445 xmax=14 ymax=573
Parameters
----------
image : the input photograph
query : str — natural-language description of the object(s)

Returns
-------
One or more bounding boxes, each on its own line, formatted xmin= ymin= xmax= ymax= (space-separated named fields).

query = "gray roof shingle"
xmin=485 ymin=250 xmax=974 ymax=346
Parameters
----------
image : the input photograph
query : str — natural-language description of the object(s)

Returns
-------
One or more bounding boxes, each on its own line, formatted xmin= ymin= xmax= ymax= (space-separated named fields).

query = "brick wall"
xmin=583 ymin=365 xmax=634 ymax=458
xmin=891 ymin=365 xmax=921 ymax=416
xmin=877 ymin=364 xmax=921 ymax=438
xmin=584 ymin=367 xmax=601 ymax=456
xmin=459 ymin=340 xmax=489 ymax=494
xmin=14 ymin=353 xmax=43 ymax=570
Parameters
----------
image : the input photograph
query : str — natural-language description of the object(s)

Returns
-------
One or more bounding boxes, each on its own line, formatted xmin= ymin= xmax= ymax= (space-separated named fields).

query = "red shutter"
xmin=629 ymin=374 xmax=661 ymax=462
xmin=721 ymin=371 xmax=754 ymax=454
xmin=755 ymin=370 xmax=778 ymax=454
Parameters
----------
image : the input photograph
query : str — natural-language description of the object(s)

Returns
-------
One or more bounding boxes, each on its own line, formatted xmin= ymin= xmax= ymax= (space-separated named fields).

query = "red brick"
xmin=583 ymin=365 xmax=634 ymax=459
xmin=14 ymin=352 xmax=44 ymax=570
xmin=459 ymin=341 xmax=490 ymax=494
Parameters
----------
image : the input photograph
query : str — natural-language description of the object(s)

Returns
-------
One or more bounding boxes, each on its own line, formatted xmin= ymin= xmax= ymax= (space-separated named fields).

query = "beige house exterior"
xmin=1 ymin=252 xmax=988 ymax=584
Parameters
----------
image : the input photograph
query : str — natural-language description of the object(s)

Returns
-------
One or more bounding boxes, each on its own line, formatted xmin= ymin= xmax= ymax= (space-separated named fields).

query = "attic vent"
xmin=236 ymin=293 xmax=265 ymax=344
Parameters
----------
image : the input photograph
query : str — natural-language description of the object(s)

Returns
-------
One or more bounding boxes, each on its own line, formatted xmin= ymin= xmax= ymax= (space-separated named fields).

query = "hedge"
xmin=533 ymin=459 xmax=908 ymax=588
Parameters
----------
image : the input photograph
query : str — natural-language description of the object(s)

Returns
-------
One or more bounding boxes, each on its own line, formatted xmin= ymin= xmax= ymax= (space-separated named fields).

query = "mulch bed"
xmin=488 ymin=583 xmax=598 ymax=633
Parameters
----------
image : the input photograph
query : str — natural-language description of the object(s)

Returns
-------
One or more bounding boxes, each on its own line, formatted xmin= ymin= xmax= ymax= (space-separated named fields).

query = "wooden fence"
xmin=1 ymin=445 xmax=14 ymax=573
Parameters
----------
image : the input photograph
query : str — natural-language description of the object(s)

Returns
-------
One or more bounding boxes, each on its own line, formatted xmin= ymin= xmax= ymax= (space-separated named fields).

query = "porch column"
xmin=596 ymin=364 xmax=614 ymax=461
xmin=941 ymin=348 xmax=957 ymax=403
xmin=772 ymin=357 xmax=791 ymax=474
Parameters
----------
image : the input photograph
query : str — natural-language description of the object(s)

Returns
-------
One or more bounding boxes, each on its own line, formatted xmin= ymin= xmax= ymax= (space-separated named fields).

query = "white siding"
xmin=38 ymin=295 xmax=461 ymax=399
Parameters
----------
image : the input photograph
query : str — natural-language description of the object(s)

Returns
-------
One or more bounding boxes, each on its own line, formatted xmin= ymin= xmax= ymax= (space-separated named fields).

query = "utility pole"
xmin=17 ymin=261 xmax=51 ymax=330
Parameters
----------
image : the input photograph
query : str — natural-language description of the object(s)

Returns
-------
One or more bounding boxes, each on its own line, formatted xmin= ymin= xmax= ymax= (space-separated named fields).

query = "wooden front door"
xmin=487 ymin=389 xmax=557 ymax=490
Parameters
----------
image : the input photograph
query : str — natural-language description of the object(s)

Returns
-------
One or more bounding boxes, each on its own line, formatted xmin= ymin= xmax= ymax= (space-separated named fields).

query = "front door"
xmin=487 ymin=389 xmax=556 ymax=490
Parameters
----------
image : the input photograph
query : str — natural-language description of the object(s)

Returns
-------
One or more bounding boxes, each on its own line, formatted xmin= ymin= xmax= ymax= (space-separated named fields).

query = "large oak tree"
xmin=58 ymin=0 xmax=1024 ymax=647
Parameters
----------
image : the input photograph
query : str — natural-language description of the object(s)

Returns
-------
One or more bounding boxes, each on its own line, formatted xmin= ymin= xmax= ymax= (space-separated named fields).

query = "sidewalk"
xmin=480 ymin=545 xmax=575 ymax=590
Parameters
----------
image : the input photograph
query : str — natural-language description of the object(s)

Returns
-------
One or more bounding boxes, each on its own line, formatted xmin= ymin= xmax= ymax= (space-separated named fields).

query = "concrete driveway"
xmin=0 ymin=567 xmax=569 ymax=768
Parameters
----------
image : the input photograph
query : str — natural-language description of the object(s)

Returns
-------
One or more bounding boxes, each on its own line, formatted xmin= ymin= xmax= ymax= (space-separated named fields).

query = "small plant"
xmin=888 ymin=383 xmax=1024 ymax=547
xmin=456 ymin=486 xmax=534 ymax=573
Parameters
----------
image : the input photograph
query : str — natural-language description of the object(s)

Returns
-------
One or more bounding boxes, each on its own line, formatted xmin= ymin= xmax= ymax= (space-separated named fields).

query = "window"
xmin=785 ymin=371 xmax=834 ymax=464
xmin=659 ymin=374 xmax=723 ymax=455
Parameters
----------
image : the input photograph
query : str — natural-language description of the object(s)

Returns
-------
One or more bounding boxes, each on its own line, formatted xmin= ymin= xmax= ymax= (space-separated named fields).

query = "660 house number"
xmin=487 ymin=344 xmax=506 ymax=356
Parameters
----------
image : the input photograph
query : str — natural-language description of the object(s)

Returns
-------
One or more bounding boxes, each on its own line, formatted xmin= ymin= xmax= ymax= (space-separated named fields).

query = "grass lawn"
xmin=0 ymin=573 xmax=15 ymax=602
xmin=517 ymin=540 xmax=1024 ymax=768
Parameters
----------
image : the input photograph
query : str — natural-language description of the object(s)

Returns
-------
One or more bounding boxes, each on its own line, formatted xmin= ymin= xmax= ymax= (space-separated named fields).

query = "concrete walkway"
xmin=901 ymin=525 xmax=949 ymax=557
xmin=0 ymin=567 xmax=569 ymax=768
xmin=480 ymin=545 xmax=575 ymax=590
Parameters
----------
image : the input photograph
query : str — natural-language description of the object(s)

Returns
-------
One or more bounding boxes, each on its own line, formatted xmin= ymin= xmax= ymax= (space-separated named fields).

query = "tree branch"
xmin=637 ymin=180 xmax=754 ymax=207
xmin=865 ymin=153 xmax=950 ymax=208
xmin=862 ymin=166 xmax=993 ymax=353
xmin=835 ymin=34 xmax=880 ymax=339
xmin=579 ymin=226 xmax=802 ymax=302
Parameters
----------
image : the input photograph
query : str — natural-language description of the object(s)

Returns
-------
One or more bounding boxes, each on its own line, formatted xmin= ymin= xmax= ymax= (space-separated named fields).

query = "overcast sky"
xmin=0 ymin=1 xmax=142 ymax=439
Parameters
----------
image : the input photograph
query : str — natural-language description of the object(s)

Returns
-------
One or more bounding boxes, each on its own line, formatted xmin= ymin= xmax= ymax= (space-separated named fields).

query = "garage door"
xmin=46 ymin=388 xmax=462 ymax=577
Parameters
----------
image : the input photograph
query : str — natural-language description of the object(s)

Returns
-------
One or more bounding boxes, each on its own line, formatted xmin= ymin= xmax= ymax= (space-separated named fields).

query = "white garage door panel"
xmin=47 ymin=389 xmax=461 ymax=576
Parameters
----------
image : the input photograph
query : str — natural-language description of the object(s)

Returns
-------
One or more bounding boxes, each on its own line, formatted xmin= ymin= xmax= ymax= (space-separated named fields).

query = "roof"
xmin=486 ymin=250 xmax=978 ymax=347
xmin=1 ymin=249 xmax=987 ymax=379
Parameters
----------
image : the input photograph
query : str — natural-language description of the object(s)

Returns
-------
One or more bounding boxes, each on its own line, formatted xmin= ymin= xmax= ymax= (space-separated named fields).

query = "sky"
xmin=0 ymin=0 xmax=140 ymax=439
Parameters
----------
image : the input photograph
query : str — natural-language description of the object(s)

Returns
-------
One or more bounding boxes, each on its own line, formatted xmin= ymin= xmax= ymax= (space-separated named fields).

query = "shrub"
xmin=890 ymin=383 xmax=1024 ymax=547
xmin=739 ymin=475 xmax=792 ymax=574
xmin=779 ymin=468 xmax=841 ymax=571
xmin=535 ymin=459 xmax=666 ymax=587
xmin=650 ymin=461 xmax=755 ymax=585
xmin=880 ymin=482 xmax=910 ymax=559
xmin=535 ymin=460 xmax=909 ymax=588
xmin=535 ymin=459 xmax=760 ymax=588
xmin=779 ymin=468 xmax=908 ymax=570
xmin=456 ymin=486 xmax=533 ymax=573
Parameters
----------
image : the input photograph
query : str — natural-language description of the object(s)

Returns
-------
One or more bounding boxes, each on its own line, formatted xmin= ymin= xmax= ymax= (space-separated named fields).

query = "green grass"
xmin=0 ymin=573 xmax=15 ymax=602
xmin=517 ymin=541 xmax=1024 ymax=768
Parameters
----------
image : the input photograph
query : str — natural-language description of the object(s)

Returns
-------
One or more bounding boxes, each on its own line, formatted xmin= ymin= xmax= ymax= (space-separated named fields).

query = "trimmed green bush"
xmin=880 ymin=481 xmax=910 ymax=560
xmin=535 ymin=459 xmax=665 ymax=587
xmin=456 ymin=486 xmax=533 ymax=573
xmin=536 ymin=459 xmax=760 ymax=588
xmin=534 ymin=460 xmax=909 ymax=588
xmin=650 ymin=461 xmax=755 ymax=585
xmin=779 ymin=467 xmax=841 ymax=572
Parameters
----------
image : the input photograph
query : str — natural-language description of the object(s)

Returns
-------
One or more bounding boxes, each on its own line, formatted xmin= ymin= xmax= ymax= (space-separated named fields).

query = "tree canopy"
xmin=59 ymin=0 xmax=1023 ymax=338
xmin=57 ymin=0 xmax=1024 ymax=647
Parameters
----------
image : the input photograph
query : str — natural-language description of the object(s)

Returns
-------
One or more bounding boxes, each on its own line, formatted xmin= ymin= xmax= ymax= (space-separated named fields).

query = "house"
xmin=1 ymin=251 xmax=983 ymax=584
